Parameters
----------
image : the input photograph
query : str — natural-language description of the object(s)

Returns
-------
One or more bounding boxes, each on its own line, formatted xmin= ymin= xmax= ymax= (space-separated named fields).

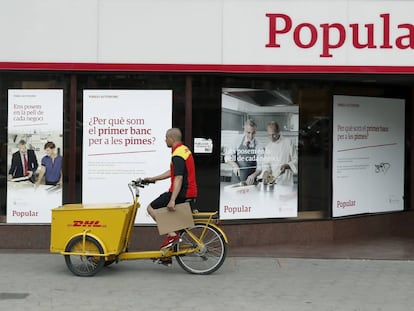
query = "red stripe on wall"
xmin=1 ymin=62 xmax=414 ymax=74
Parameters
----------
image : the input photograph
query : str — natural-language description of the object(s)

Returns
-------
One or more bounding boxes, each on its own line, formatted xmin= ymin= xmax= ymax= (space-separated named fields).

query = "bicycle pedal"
xmin=169 ymin=237 xmax=183 ymax=247
xmin=153 ymin=258 xmax=172 ymax=267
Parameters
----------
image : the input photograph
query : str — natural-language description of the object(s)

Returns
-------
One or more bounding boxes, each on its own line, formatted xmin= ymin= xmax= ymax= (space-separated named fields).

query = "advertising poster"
xmin=220 ymin=88 xmax=298 ymax=220
xmin=83 ymin=90 xmax=172 ymax=224
xmin=7 ymin=89 xmax=63 ymax=223
xmin=332 ymin=95 xmax=405 ymax=217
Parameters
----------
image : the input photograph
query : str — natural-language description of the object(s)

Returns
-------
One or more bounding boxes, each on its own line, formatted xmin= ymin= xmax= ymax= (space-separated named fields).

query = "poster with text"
xmin=7 ymin=89 xmax=63 ymax=223
xmin=219 ymin=88 xmax=299 ymax=220
xmin=333 ymin=95 xmax=405 ymax=217
xmin=83 ymin=90 xmax=172 ymax=224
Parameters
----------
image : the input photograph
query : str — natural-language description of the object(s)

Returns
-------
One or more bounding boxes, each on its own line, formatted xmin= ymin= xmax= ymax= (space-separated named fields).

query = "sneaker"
xmin=160 ymin=234 xmax=181 ymax=249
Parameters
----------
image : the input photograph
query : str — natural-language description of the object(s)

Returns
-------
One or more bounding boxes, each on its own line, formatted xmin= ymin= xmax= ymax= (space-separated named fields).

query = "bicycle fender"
xmin=193 ymin=221 xmax=229 ymax=244
xmin=64 ymin=232 xmax=109 ymax=256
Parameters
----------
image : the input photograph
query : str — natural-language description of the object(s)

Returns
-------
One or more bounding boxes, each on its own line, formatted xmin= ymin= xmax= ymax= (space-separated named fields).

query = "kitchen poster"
xmin=7 ymin=89 xmax=63 ymax=223
xmin=332 ymin=95 xmax=405 ymax=217
xmin=83 ymin=90 xmax=172 ymax=224
xmin=220 ymin=88 xmax=299 ymax=220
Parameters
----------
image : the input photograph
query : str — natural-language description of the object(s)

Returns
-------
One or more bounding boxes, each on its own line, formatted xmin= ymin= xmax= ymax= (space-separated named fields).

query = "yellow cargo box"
xmin=50 ymin=203 xmax=134 ymax=255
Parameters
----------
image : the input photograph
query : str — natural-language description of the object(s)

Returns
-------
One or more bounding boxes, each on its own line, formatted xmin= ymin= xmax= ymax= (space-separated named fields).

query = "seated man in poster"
xmin=8 ymin=139 xmax=39 ymax=183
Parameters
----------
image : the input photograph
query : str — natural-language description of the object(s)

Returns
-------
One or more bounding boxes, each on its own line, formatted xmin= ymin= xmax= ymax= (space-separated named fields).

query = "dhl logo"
xmin=68 ymin=220 xmax=106 ymax=227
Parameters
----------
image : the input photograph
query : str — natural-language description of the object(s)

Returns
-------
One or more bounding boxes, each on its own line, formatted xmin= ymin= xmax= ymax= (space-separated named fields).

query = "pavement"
xmin=0 ymin=252 xmax=413 ymax=310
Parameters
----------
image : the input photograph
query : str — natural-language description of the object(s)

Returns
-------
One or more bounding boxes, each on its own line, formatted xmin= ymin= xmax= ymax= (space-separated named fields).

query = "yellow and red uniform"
xmin=169 ymin=143 xmax=197 ymax=199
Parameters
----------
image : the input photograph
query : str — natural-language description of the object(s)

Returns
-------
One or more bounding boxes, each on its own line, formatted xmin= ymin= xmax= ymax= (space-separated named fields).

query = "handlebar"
xmin=129 ymin=178 xmax=155 ymax=188
xmin=128 ymin=178 xmax=154 ymax=200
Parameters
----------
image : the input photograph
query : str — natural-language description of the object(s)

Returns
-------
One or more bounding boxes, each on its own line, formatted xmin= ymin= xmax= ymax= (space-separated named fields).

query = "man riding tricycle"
xmin=50 ymin=128 xmax=228 ymax=276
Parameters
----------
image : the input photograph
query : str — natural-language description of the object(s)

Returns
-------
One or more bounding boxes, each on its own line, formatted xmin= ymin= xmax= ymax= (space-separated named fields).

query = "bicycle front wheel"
xmin=64 ymin=235 xmax=105 ymax=277
xmin=175 ymin=224 xmax=227 ymax=275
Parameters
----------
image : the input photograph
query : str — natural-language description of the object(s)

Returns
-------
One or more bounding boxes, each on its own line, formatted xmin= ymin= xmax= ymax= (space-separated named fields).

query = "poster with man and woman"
xmin=7 ymin=89 xmax=63 ymax=223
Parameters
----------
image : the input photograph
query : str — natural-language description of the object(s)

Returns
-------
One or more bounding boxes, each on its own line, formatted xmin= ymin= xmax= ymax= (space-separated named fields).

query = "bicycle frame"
xmin=118 ymin=188 xmax=227 ymax=261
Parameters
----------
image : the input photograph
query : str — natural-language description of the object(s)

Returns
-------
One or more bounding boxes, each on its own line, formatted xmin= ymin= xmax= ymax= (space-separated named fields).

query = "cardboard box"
xmin=153 ymin=202 xmax=194 ymax=235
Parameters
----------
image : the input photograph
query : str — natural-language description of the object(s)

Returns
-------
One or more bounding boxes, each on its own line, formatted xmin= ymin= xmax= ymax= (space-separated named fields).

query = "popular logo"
xmin=265 ymin=13 xmax=414 ymax=58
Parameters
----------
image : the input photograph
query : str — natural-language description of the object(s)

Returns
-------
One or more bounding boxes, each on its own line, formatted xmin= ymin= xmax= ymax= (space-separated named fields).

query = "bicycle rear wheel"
xmin=175 ymin=224 xmax=227 ymax=275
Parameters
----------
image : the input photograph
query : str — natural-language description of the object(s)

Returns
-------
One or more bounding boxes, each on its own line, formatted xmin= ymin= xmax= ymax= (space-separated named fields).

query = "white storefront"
xmin=0 ymin=0 xmax=412 ymax=226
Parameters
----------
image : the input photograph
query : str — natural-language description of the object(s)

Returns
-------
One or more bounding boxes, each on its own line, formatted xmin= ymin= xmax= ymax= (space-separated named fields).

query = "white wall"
xmin=0 ymin=0 xmax=413 ymax=67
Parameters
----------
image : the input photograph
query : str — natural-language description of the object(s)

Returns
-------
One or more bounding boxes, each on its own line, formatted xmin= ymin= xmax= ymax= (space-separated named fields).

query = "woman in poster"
xmin=36 ymin=141 xmax=63 ymax=186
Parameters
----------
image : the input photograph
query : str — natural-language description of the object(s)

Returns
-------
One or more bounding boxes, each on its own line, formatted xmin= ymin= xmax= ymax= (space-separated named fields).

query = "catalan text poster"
xmin=332 ymin=95 xmax=405 ymax=217
xmin=219 ymin=88 xmax=299 ymax=220
xmin=7 ymin=89 xmax=63 ymax=223
xmin=83 ymin=90 xmax=172 ymax=224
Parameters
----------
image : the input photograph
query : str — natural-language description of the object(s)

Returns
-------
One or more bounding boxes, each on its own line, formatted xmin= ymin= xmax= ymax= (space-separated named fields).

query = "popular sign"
xmin=265 ymin=13 xmax=414 ymax=58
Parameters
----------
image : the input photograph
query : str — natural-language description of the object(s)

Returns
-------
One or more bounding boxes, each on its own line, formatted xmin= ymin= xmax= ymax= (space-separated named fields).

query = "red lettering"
xmin=265 ymin=13 xmax=292 ymax=47
xmin=396 ymin=24 xmax=414 ymax=49
xmin=265 ymin=12 xmax=414 ymax=58
xmin=380 ymin=13 xmax=392 ymax=48
xmin=73 ymin=220 xmax=83 ymax=227
xmin=320 ymin=23 xmax=346 ymax=57
xmin=350 ymin=24 xmax=377 ymax=48
xmin=293 ymin=23 xmax=317 ymax=48
xmin=83 ymin=220 xmax=95 ymax=227
xmin=70 ymin=220 xmax=103 ymax=227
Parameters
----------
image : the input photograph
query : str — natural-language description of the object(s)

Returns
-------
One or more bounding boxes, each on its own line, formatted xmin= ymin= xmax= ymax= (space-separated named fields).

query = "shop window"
xmin=0 ymin=72 xmax=411 ymax=224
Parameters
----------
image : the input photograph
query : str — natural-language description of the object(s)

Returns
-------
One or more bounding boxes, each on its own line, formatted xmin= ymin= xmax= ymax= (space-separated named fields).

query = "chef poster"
xmin=83 ymin=90 xmax=172 ymax=224
xmin=7 ymin=89 xmax=63 ymax=223
xmin=332 ymin=95 xmax=405 ymax=217
xmin=219 ymin=88 xmax=298 ymax=220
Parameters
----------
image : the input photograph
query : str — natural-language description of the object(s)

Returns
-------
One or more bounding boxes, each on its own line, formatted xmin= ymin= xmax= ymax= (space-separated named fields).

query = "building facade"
xmin=1 ymin=0 xmax=413 ymax=250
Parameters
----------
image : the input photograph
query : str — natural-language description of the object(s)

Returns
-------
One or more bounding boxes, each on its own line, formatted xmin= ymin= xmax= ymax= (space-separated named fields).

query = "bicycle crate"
xmin=50 ymin=203 xmax=134 ymax=255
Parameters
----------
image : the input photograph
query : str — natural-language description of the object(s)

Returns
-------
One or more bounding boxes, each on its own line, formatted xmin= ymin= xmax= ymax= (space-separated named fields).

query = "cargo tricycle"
xmin=50 ymin=178 xmax=228 ymax=276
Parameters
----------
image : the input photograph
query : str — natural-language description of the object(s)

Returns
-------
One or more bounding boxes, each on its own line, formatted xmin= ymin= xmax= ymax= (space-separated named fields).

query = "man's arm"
xmin=246 ymin=169 xmax=261 ymax=185
xmin=146 ymin=170 xmax=171 ymax=182
xmin=167 ymin=175 xmax=183 ymax=211
xmin=246 ymin=144 xmax=263 ymax=185
xmin=8 ymin=153 xmax=18 ymax=179
xmin=283 ymin=140 xmax=298 ymax=174
xmin=29 ymin=150 xmax=39 ymax=172
xmin=224 ymin=140 xmax=240 ymax=177
xmin=36 ymin=166 xmax=46 ymax=186
xmin=167 ymin=155 xmax=187 ymax=210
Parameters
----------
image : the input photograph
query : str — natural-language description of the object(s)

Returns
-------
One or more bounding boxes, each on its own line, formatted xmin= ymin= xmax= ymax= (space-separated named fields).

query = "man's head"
xmin=267 ymin=121 xmax=280 ymax=142
xmin=165 ymin=128 xmax=182 ymax=148
xmin=243 ymin=119 xmax=257 ymax=143
xmin=17 ymin=140 xmax=27 ymax=154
